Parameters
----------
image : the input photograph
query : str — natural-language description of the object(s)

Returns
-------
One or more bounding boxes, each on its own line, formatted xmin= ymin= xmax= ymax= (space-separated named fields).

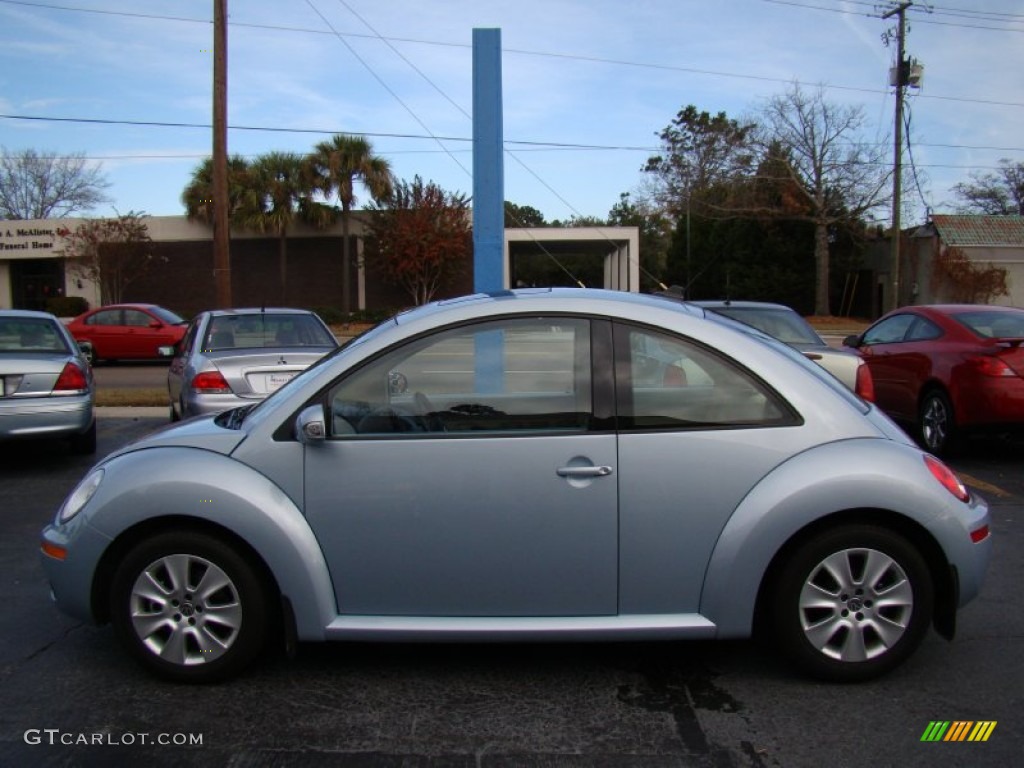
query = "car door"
xmin=858 ymin=313 xmax=940 ymax=420
xmin=612 ymin=323 xmax=806 ymax=614
xmin=303 ymin=316 xmax=619 ymax=617
xmin=167 ymin=318 xmax=202 ymax=412
xmin=81 ymin=308 xmax=124 ymax=359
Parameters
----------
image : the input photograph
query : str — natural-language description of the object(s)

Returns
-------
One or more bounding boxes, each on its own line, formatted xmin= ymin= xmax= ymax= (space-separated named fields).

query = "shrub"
xmin=46 ymin=296 xmax=89 ymax=317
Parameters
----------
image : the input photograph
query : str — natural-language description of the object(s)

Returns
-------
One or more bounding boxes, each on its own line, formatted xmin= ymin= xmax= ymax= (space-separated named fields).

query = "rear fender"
xmin=700 ymin=438 xmax=979 ymax=637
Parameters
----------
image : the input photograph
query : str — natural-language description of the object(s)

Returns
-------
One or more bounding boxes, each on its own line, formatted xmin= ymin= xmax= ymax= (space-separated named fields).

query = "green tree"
xmin=181 ymin=155 xmax=261 ymax=226
xmin=367 ymin=176 xmax=471 ymax=306
xmin=504 ymin=201 xmax=547 ymax=227
xmin=246 ymin=152 xmax=334 ymax=304
xmin=308 ymin=135 xmax=393 ymax=315
xmin=57 ymin=211 xmax=155 ymax=304
xmin=952 ymin=159 xmax=1024 ymax=216
xmin=607 ymin=192 xmax=673 ymax=291
xmin=643 ymin=105 xmax=757 ymax=219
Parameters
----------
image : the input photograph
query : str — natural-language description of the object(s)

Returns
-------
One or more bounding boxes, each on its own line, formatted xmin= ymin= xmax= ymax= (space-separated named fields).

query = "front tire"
xmin=771 ymin=525 xmax=933 ymax=682
xmin=69 ymin=419 xmax=97 ymax=455
xmin=109 ymin=531 xmax=270 ymax=682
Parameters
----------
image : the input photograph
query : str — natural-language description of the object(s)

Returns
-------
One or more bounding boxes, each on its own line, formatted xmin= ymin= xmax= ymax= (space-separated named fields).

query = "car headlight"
xmin=58 ymin=468 xmax=104 ymax=523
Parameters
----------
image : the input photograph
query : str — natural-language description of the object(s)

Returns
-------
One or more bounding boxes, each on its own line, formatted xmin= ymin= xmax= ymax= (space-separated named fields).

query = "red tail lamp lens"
xmin=855 ymin=362 xmax=875 ymax=402
xmin=924 ymin=454 xmax=969 ymax=503
xmin=53 ymin=362 xmax=88 ymax=393
xmin=970 ymin=525 xmax=990 ymax=543
xmin=191 ymin=371 xmax=231 ymax=393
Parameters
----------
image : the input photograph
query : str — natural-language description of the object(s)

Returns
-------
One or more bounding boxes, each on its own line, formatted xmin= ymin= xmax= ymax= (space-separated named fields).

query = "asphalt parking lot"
xmin=0 ymin=412 xmax=1021 ymax=767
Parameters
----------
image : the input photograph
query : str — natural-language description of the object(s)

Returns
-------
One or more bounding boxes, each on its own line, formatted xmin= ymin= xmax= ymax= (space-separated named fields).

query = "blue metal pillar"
xmin=472 ymin=28 xmax=505 ymax=293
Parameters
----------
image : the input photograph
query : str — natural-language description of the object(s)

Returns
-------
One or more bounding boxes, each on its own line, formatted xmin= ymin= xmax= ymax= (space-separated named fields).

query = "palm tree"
xmin=307 ymin=135 xmax=393 ymax=316
xmin=181 ymin=155 xmax=259 ymax=226
xmin=247 ymin=152 xmax=327 ymax=304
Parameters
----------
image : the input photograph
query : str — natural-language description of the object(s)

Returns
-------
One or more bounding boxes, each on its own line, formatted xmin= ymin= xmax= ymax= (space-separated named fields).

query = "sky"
xmin=1 ymin=0 xmax=1022 ymax=226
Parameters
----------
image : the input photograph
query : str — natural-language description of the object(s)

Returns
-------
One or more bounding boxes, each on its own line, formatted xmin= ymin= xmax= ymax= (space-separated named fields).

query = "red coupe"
xmin=844 ymin=304 xmax=1024 ymax=455
xmin=65 ymin=304 xmax=188 ymax=365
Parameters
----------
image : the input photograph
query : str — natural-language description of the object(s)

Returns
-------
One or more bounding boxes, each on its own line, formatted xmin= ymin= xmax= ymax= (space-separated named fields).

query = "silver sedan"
xmin=0 ymin=309 xmax=95 ymax=454
xmin=41 ymin=289 xmax=990 ymax=683
xmin=163 ymin=308 xmax=338 ymax=420
xmin=687 ymin=300 xmax=873 ymax=399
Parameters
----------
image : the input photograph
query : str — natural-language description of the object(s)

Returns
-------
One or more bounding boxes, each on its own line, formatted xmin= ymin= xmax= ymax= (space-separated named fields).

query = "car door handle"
xmin=556 ymin=465 xmax=613 ymax=478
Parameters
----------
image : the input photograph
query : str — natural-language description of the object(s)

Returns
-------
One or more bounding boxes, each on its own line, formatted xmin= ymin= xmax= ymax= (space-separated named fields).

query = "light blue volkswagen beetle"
xmin=40 ymin=289 xmax=992 ymax=683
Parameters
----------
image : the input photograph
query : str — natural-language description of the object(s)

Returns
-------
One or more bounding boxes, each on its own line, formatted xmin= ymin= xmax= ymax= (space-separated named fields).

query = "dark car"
xmin=65 ymin=304 xmax=187 ymax=364
xmin=843 ymin=304 xmax=1024 ymax=454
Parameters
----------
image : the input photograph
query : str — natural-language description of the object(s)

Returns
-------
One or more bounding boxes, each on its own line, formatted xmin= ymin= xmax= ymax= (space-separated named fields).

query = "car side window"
xmin=87 ymin=309 xmax=122 ymax=326
xmin=862 ymin=314 xmax=915 ymax=345
xmin=328 ymin=318 xmax=592 ymax=436
xmin=123 ymin=309 xmax=152 ymax=328
xmin=617 ymin=324 xmax=792 ymax=430
xmin=180 ymin=320 xmax=201 ymax=356
xmin=905 ymin=317 xmax=943 ymax=342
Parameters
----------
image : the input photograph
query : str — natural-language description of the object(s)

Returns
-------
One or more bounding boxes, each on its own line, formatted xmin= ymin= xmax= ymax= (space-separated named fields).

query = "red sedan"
xmin=65 ymin=304 xmax=188 ymax=365
xmin=844 ymin=304 xmax=1024 ymax=455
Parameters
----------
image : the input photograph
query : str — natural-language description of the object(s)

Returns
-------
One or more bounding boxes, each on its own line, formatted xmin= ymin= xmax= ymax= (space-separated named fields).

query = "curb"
xmin=96 ymin=407 xmax=167 ymax=418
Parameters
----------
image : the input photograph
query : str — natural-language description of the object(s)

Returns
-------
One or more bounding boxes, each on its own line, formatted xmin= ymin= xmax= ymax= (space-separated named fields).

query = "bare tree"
xmin=952 ymin=159 xmax=1024 ymax=216
xmin=756 ymin=84 xmax=891 ymax=315
xmin=0 ymin=147 xmax=110 ymax=219
xmin=58 ymin=212 xmax=156 ymax=304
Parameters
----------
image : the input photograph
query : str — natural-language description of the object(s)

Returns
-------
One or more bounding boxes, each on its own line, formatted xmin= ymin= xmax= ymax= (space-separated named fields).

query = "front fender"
xmin=76 ymin=447 xmax=335 ymax=641
xmin=700 ymin=438 xmax=989 ymax=638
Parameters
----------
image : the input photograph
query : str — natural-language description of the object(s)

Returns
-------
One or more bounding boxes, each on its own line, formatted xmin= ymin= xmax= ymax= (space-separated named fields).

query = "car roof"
xmin=0 ymin=308 xmax=61 ymax=320
xmin=202 ymin=308 xmax=321 ymax=317
xmin=691 ymin=300 xmax=795 ymax=311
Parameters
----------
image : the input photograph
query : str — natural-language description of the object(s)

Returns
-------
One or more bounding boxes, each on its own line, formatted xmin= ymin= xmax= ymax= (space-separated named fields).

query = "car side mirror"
xmin=843 ymin=335 xmax=861 ymax=348
xmin=296 ymin=404 xmax=326 ymax=443
xmin=149 ymin=321 xmax=163 ymax=329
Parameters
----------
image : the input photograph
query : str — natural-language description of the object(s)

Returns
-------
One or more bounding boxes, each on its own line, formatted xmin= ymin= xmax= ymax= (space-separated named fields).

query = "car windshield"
xmin=0 ymin=317 xmax=69 ymax=353
xmin=150 ymin=307 xmax=185 ymax=325
xmin=707 ymin=306 xmax=823 ymax=346
xmin=952 ymin=309 xmax=1024 ymax=339
xmin=202 ymin=313 xmax=336 ymax=350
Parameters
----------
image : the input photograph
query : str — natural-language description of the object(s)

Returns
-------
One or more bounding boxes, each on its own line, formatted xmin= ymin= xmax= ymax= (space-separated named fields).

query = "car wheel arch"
xmin=91 ymin=515 xmax=281 ymax=626
xmin=751 ymin=508 xmax=956 ymax=644
xmin=699 ymin=440 xmax=959 ymax=640
xmin=79 ymin=450 xmax=338 ymax=641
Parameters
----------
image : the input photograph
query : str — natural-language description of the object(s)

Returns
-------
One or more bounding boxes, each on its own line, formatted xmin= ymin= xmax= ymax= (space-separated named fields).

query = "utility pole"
xmin=212 ymin=0 xmax=231 ymax=307
xmin=883 ymin=1 xmax=912 ymax=313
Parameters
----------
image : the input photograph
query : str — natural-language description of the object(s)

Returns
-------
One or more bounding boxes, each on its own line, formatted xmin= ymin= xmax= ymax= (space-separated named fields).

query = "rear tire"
xmin=109 ymin=531 xmax=270 ymax=683
xmin=771 ymin=525 xmax=933 ymax=682
xmin=919 ymin=389 xmax=957 ymax=456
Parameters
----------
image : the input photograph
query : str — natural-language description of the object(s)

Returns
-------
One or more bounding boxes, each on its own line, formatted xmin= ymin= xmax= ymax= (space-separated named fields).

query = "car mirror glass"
xmin=296 ymin=404 xmax=326 ymax=443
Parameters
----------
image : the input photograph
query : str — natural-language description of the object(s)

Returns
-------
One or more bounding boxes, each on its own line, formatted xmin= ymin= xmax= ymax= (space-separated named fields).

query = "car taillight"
xmin=969 ymin=355 xmax=1015 ymax=377
xmin=191 ymin=371 xmax=232 ymax=393
xmin=855 ymin=361 xmax=875 ymax=402
xmin=924 ymin=454 xmax=969 ymax=503
xmin=53 ymin=362 xmax=89 ymax=394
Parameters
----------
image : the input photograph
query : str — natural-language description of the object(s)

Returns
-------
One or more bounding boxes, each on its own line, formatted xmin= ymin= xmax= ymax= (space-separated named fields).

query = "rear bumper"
xmin=183 ymin=391 xmax=264 ymax=418
xmin=0 ymin=394 xmax=94 ymax=440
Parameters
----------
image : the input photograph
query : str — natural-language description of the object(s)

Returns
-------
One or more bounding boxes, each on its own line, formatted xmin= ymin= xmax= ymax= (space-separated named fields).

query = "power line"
xmin=2 ymin=0 xmax=1023 ymax=109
